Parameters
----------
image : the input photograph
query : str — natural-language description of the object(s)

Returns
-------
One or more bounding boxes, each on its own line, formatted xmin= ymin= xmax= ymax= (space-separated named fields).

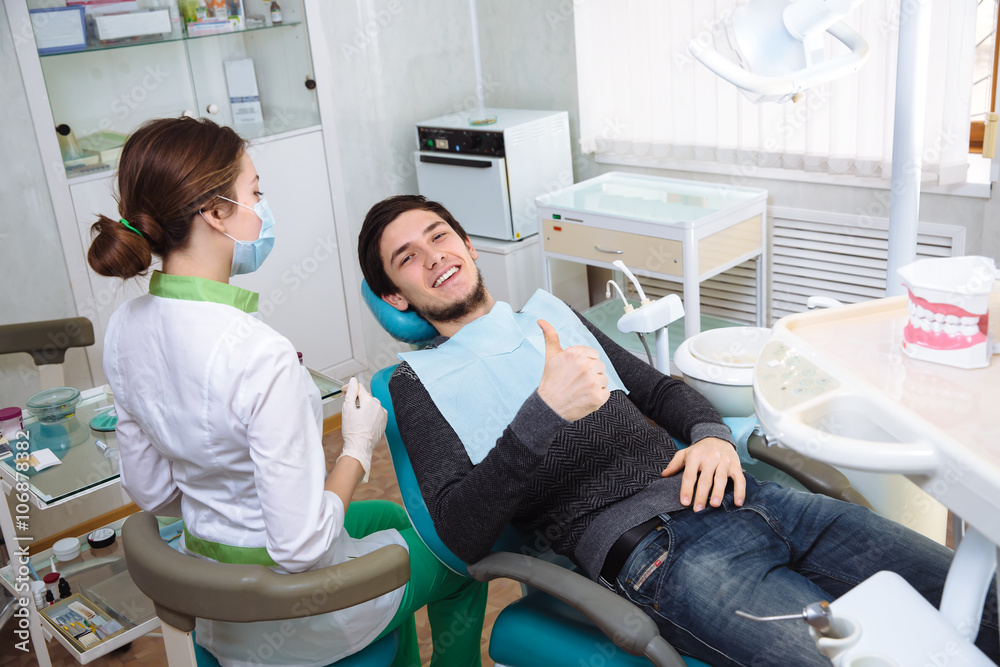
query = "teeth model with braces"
xmin=897 ymin=256 xmax=998 ymax=369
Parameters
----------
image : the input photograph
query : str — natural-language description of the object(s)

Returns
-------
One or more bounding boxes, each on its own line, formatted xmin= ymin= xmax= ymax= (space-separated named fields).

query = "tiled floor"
xmin=0 ymin=429 xmax=522 ymax=667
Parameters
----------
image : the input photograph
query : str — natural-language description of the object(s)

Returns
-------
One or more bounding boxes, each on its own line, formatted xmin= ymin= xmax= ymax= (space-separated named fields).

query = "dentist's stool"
xmin=122 ymin=512 xmax=409 ymax=667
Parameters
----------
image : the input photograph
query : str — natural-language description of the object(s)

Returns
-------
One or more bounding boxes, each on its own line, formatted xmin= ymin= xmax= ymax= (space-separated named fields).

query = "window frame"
xmin=970 ymin=1 xmax=1000 ymax=154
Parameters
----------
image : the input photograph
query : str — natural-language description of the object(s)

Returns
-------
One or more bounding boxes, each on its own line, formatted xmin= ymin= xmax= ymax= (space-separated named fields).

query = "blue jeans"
xmin=613 ymin=475 xmax=999 ymax=666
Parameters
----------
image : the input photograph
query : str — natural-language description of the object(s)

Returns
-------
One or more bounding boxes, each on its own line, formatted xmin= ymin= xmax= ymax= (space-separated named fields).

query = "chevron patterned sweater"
xmin=389 ymin=312 xmax=735 ymax=580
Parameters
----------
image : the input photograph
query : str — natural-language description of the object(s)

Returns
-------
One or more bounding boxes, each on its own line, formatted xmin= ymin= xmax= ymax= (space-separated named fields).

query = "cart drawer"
xmin=541 ymin=219 xmax=683 ymax=277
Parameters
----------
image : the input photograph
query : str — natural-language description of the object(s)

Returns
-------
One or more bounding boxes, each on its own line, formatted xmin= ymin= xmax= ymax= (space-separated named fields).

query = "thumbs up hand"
xmin=536 ymin=319 xmax=611 ymax=422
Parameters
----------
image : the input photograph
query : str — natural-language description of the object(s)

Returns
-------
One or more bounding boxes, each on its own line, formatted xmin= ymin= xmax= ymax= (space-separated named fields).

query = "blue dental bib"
xmin=399 ymin=289 xmax=627 ymax=464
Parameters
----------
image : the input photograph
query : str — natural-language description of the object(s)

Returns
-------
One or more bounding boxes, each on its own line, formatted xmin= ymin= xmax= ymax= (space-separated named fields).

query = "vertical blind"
xmin=575 ymin=0 xmax=978 ymax=185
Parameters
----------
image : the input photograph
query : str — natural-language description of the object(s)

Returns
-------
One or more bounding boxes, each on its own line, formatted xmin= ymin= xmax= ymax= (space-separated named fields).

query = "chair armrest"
xmin=0 ymin=317 xmax=94 ymax=365
xmin=123 ymin=512 xmax=410 ymax=631
xmin=747 ymin=434 xmax=873 ymax=509
xmin=467 ymin=552 xmax=686 ymax=667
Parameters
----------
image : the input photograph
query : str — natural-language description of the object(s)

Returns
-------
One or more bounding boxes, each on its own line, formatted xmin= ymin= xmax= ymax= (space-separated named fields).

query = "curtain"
xmin=575 ymin=0 xmax=977 ymax=185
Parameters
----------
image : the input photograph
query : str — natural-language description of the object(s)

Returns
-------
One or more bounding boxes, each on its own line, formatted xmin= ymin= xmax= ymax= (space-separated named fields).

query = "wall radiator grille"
xmin=636 ymin=207 xmax=966 ymax=326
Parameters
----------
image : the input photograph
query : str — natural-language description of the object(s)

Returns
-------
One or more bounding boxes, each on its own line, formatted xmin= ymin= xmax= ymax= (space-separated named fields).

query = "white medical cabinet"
xmin=414 ymin=108 xmax=573 ymax=242
xmin=536 ymin=172 xmax=768 ymax=341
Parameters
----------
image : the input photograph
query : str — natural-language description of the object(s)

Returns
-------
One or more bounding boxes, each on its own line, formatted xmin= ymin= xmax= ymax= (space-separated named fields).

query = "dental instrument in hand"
xmin=332 ymin=376 xmax=362 ymax=407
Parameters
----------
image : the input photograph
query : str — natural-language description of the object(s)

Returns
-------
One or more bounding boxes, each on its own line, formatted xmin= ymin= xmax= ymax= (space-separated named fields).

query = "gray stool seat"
xmin=122 ymin=512 xmax=410 ymax=665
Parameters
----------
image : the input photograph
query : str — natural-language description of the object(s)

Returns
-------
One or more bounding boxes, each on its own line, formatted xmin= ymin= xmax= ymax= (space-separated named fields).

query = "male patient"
xmin=358 ymin=194 xmax=998 ymax=666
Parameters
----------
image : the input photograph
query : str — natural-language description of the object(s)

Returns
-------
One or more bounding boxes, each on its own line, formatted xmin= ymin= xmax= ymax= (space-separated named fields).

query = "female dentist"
xmin=88 ymin=117 xmax=486 ymax=667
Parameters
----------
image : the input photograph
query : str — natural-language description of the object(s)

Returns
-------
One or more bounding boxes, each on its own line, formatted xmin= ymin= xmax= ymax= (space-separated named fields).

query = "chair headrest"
xmin=361 ymin=280 xmax=438 ymax=345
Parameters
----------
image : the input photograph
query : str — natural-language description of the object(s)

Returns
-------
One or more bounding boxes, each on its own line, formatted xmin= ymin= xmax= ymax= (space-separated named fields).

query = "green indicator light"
xmin=427 ymin=139 xmax=433 ymax=147
xmin=552 ymin=214 xmax=561 ymax=220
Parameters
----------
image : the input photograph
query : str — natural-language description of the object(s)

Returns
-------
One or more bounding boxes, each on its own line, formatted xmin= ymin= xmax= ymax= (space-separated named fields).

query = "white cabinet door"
xmin=232 ymin=130 xmax=355 ymax=375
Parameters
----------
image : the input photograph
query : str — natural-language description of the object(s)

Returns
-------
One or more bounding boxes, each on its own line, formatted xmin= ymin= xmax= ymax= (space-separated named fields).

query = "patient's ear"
xmin=382 ymin=292 xmax=410 ymax=312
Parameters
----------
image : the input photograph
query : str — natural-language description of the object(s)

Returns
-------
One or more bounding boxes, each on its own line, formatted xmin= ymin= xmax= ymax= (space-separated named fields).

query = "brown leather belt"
xmin=600 ymin=516 xmax=662 ymax=584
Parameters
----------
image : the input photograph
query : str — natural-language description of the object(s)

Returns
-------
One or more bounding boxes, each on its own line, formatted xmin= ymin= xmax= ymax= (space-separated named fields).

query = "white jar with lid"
xmin=53 ymin=537 xmax=81 ymax=562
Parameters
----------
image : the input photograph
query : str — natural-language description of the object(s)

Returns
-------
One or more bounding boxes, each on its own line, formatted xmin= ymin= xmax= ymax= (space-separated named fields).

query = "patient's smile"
xmin=434 ymin=266 xmax=459 ymax=288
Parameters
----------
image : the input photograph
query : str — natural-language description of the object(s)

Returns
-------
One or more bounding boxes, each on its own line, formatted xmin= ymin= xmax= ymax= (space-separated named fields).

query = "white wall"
xmin=313 ymin=0 xmax=487 ymax=371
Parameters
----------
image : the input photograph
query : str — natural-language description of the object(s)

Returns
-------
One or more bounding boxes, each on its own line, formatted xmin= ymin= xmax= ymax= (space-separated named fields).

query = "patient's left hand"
xmin=661 ymin=437 xmax=745 ymax=512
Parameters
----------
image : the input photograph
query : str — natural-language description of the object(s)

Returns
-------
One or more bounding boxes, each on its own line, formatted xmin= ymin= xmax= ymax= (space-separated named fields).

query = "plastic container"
xmin=43 ymin=571 xmax=60 ymax=597
xmin=26 ymin=387 xmax=81 ymax=424
xmin=0 ymin=407 xmax=22 ymax=440
xmin=53 ymin=537 xmax=81 ymax=562
xmin=87 ymin=527 xmax=121 ymax=558
xmin=30 ymin=580 xmax=46 ymax=609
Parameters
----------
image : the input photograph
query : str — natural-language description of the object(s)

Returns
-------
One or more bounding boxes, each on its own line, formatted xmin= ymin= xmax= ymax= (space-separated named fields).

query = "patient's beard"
xmin=414 ymin=269 xmax=489 ymax=324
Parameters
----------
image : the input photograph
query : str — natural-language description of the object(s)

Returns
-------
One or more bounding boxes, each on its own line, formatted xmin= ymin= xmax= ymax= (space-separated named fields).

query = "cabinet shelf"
xmin=38 ymin=20 xmax=303 ymax=58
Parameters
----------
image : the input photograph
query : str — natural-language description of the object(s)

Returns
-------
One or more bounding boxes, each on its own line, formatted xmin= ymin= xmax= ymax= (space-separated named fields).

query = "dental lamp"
xmin=689 ymin=0 xmax=935 ymax=298
xmin=689 ymin=0 xmax=870 ymax=104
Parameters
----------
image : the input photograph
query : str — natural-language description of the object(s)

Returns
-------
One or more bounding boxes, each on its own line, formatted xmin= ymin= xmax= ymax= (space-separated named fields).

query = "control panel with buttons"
xmin=416 ymin=127 xmax=505 ymax=157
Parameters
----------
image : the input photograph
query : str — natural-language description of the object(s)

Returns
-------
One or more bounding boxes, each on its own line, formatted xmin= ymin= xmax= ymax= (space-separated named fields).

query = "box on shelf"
xmin=78 ymin=131 xmax=128 ymax=164
xmin=186 ymin=19 xmax=235 ymax=36
xmin=67 ymin=0 xmax=140 ymax=16
xmin=94 ymin=9 xmax=171 ymax=41
xmin=224 ymin=58 xmax=264 ymax=128
xmin=30 ymin=6 xmax=87 ymax=55
xmin=63 ymin=153 xmax=101 ymax=169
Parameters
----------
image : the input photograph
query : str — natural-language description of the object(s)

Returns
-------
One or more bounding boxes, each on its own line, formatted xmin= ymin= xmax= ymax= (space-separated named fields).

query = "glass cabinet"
xmin=28 ymin=0 xmax=319 ymax=177
xmin=10 ymin=0 xmax=368 ymax=384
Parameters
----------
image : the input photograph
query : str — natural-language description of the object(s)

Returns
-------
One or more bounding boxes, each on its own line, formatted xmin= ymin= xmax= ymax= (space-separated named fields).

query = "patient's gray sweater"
xmin=389 ymin=313 xmax=735 ymax=580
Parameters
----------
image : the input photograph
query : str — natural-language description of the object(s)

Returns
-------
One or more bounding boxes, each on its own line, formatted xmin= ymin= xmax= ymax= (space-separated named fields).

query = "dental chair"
xmin=364 ymin=281 xmax=705 ymax=666
xmin=361 ymin=280 xmax=878 ymax=667
xmin=122 ymin=511 xmax=410 ymax=667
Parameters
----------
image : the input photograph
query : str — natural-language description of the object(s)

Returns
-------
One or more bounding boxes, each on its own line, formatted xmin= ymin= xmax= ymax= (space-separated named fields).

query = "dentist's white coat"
xmin=103 ymin=277 xmax=405 ymax=667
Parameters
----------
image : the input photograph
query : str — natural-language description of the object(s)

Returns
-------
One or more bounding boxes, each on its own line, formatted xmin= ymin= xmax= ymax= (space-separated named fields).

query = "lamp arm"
xmin=689 ymin=20 xmax=868 ymax=100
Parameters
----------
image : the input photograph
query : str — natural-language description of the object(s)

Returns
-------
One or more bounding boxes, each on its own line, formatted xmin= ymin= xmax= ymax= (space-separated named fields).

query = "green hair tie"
xmin=119 ymin=218 xmax=144 ymax=238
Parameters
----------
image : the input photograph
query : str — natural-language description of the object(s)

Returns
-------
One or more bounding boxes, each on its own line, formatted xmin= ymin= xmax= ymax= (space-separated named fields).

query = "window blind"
xmin=574 ymin=0 xmax=978 ymax=185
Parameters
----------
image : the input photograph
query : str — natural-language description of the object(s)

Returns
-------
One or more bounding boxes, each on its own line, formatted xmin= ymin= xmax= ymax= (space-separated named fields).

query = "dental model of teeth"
xmin=897 ymin=256 xmax=998 ymax=369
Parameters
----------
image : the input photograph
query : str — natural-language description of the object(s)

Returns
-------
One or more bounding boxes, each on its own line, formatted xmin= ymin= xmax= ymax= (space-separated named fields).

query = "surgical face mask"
xmin=207 ymin=195 xmax=276 ymax=276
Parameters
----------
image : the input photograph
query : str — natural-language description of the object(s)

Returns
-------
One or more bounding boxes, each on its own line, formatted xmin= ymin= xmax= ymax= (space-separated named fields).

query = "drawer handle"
xmin=594 ymin=246 xmax=624 ymax=254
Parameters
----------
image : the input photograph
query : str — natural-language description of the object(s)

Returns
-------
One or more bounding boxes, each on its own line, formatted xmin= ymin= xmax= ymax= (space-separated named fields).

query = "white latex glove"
xmin=337 ymin=377 xmax=387 ymax=483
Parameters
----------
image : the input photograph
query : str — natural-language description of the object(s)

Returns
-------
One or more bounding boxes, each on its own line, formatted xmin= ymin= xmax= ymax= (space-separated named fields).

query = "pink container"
xmin=0 ymin=407 xmax=23 ymax=440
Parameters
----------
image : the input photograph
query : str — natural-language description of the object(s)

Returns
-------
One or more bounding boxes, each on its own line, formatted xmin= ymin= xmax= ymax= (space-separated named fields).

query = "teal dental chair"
xmin=362 ymin=281 xmax=702 ymax=667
